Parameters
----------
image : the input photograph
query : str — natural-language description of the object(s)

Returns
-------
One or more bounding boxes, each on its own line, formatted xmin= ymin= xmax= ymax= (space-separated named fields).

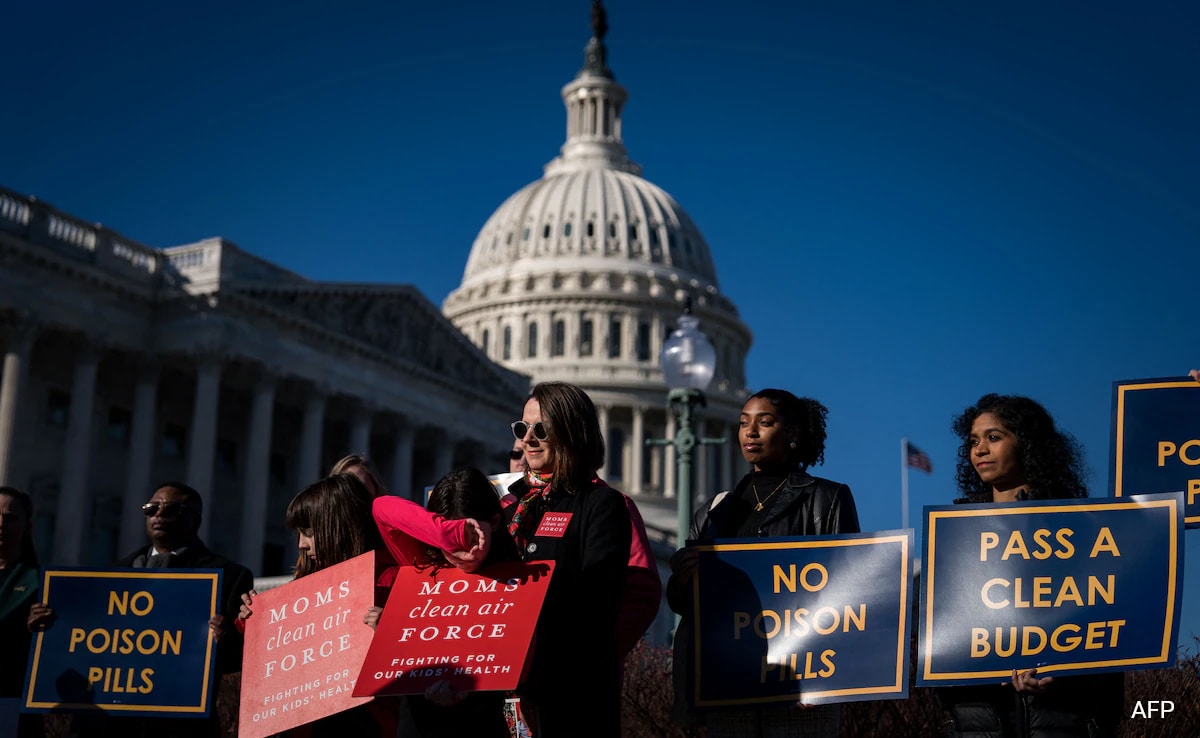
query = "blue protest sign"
xmin=918 ymin=493 xmax=1184 ymax=686
xmin=1110 ymin=377 xmax=1200 ymax=527
xmin=688 ymin=530 xmax=912 ymax=707
xmin=24 ymin=569 xmax=221 ymax=716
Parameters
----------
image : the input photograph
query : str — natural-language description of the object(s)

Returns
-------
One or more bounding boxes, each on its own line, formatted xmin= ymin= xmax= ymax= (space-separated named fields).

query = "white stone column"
xmin=630 ymin=405 xmax=644 ymax=495
xmin=663 ymin=409 xmax=677 ymax=499
xmin=389 ymin=422 xmax=415 ymax=499
xmin=726 ymin=421 xmax=741 ymax=489
xmin=119 ymin=360 xmax=160 ymax=554
xmin=597 ymin=404 xmax=610 ymax=480
xmin=187 ymin=359 xmax=222 ymax=540
xmin=239 ymin=373 xmax=276 ymax=575
xmin=0 ymin=320 xmax=37 ymax=486
xmin=348 ymin=405 xmax=372 ymax=456
xmin=432 ymin=431 xmax=456 ymax=488
xmin=721 ymin=420 xmax=736 ymax=493
xmin=53 ymin=343 xmax=100 ymax=564
xmin=297 ymin=388 xmax=327 ymax=487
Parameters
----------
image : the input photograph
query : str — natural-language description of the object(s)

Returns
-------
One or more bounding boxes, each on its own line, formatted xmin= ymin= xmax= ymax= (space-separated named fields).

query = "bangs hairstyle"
xmin=285 ymin=473 xmax=380 ymax=578
xmin=952 ymin=393 xmax=1088 ymax=503
xmin=530 ymin=381 xmax=605 ymax=493
xmin=421 ymin=467 xmax=519 ymax=568
xmin=746 ymin=389 xmax=829 ymax=469
xmin=0 ymin=486 xmax=38 ymax=567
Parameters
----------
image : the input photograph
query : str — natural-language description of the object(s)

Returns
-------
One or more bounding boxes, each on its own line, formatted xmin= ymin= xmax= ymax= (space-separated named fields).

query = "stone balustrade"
xmin=0 ymin=184 xmax=162 ymax=283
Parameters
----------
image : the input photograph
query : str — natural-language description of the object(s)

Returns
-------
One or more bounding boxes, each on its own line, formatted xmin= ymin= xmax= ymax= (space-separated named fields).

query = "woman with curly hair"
xmin=667 ymin=388 xmax=861 ymax=738
xmin=951 ymin=393 xmax=1088 ymax=504
xmin=938 ymin=393 xmax=1124 ymax=738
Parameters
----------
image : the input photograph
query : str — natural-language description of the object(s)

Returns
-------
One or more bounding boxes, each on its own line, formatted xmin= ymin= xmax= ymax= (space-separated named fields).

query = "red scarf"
xmin=507 ymin=469 xmax=554 ymax=554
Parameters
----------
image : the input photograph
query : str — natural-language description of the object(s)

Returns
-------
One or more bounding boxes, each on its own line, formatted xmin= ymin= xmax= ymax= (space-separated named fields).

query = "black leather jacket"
xmin=702 ymin=471 xmax=860 ymax=540
xmin=937 ymin=672 xmax=1124 ymax=738
xmin=667 ymin=470 xmax=860 ymax=725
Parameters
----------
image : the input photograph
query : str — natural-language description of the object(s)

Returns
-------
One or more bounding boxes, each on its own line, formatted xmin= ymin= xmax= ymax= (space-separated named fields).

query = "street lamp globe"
xmin=661 ymin=312 xmax=716 ymax=392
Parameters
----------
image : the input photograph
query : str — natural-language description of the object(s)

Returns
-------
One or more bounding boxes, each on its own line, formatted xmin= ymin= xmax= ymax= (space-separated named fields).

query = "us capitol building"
xmin=0 ymin=1 xmax=752 ymax=617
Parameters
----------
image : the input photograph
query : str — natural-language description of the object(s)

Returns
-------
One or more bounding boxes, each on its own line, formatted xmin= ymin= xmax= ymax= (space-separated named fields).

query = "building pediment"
xmin=233 ymin=282 xmax=530 ymax=399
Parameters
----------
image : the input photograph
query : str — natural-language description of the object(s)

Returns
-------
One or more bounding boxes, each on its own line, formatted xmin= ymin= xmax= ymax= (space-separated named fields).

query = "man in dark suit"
xmin=119 ymin=482 xmax=254 ymax=685
xmin=30 ymin=482 xmax=254 ymax=737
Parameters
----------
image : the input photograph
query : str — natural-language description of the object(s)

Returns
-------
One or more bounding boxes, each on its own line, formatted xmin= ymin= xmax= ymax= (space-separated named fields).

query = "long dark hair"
xmin=745 ymin=389 xmax=829 ymax=470
xmin=422 ymin=467 xmax=519 ymax=568
xmin=0 ymin=486 xmax=38 ymax=567
xmin=285 ymin=474 xmax=381 ymax=578
xmin=530 ymin=381 xmax=605 ymax=494
xmin=951 ymin=393 xmax=1087 ymax=503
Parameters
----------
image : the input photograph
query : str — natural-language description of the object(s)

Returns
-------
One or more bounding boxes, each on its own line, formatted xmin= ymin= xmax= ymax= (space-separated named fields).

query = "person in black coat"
xmin=667 ymin=388 xmax=860 ymax=738
xmin=937 ymin=394 xmax=1123 ymax=738
xmin=506 ymin=381 xmax=632 ymax=738
xmin=29 ymin=482 xmax=254 ymax=738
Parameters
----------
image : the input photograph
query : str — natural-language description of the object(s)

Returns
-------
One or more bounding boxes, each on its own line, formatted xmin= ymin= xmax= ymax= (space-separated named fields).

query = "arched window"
xmin=579 ymin=318 xmax=594 ymax=357
xmin=636 ymin=320 xmax=651 ymax=361
xmin=551 ymin=319 xmax=566 ymax=357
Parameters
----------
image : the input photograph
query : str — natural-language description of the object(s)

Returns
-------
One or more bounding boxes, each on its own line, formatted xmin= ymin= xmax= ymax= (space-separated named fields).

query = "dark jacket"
xmin=667 ymin=471 xmax=861 ymax=726
xmin=505 ymin=477 xmax=632 ymax=738
xmin=938 ymin=673 xmax=1124 ymax=738
xmin=116 ymin=538 xmax=255 ymax=679
xmin=667 ymin=470 xmax=861 ymax=614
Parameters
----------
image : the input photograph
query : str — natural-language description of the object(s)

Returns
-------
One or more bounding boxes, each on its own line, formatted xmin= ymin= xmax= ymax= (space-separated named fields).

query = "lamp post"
xmin=647 ymin=308 xmax=724 ymax=548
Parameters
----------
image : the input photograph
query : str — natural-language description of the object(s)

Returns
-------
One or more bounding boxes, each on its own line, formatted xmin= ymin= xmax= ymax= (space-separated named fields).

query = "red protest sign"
xmin=353 ymin=560 xmax=554 ymax=697
xmin=238 ymin=552 xmax=376 ymax=738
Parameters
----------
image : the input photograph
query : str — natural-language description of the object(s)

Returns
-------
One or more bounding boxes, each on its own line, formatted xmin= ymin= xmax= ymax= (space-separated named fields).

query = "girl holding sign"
xmin=370 ymin=467 xmax=520 ymax=738
xmin=938 ymin=393 xmax=1124 ymax=738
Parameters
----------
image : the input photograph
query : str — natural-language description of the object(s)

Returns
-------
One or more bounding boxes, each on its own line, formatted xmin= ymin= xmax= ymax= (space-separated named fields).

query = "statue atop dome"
xmin=579 ymin=0 xmax=614 ymax=79
xmin=591 ymin=0 xmax=608 ymax=41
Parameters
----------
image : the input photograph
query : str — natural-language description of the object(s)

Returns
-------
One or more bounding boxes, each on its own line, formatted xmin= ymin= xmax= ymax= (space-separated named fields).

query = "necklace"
xmin=751 ymin=479 xmax=787 ymax=512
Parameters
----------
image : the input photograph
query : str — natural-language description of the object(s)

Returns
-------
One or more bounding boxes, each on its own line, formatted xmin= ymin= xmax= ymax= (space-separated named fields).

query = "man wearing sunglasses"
xmin=29 ymin=482 xmax=254 ymax=737
xmin=509 ymin=438 xmax=526 ymax=473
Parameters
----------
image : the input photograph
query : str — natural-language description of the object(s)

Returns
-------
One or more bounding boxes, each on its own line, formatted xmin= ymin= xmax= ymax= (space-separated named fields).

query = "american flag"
xmin=906 ymin=443 xmax=933 ymax=473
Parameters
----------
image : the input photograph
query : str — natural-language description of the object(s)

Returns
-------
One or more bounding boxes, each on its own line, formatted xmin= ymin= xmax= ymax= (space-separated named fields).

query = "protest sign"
xmin=238 ymin=551 xmax=376 ymax=738
xmin=354 ymin=560 xmax=554 ymax=697
xmin=918 ymin=493 xmax=1184 ymax=686
xmin=686 ymin=531 xmax=912 ymax=707
xmin=23 ymin=568 xmax=220 ymax=716
xmin=1110 ymin=376 xmax=1200 ymax=527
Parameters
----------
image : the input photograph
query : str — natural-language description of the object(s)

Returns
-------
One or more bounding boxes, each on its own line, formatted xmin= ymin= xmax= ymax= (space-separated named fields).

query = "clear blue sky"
xmin=6 ymin=1 xmax=1199 ymax=646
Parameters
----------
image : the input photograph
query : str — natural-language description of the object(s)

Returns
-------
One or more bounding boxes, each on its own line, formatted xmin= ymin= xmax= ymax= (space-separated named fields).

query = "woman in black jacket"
xmin=667 ymin=388 xmax=860 ymax=738
xmin=506 ymin=381 xmax=632 ymax=738
xmin=938 ymin=393 xmax=1124 ymax=738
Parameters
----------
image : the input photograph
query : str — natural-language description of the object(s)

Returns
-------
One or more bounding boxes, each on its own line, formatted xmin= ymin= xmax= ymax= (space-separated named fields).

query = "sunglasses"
xmin=510 ymin=421 xmax=549 ymax=441
xmin=508 ymin=450 xmax=524 ymax=461
xmin=141 ymin=502 xmax=189 ymax=519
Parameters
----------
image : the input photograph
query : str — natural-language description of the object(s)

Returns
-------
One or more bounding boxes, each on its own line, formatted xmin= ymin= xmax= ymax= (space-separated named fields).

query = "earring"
xmin=789 ymin=440 xmax=797 ymax=449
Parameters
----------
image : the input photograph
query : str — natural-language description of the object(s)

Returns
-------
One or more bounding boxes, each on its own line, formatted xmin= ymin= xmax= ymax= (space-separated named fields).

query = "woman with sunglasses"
xmin=506 ymin=381 xmax=632 ymax=737
xmin=937 ymin=394 xmax=1124 ymax=738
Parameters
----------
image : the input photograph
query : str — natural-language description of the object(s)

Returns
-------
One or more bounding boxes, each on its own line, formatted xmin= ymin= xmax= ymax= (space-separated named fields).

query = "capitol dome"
xmin=444 ymin=2 xmax=751 ymax=502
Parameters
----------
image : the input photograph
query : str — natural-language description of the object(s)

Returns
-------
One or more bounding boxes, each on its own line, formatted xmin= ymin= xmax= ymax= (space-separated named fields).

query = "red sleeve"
xmin=372 ymin=495 xmax=472 ymax=566
xmin=616 ymin=495 xmax=663 ymax=658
